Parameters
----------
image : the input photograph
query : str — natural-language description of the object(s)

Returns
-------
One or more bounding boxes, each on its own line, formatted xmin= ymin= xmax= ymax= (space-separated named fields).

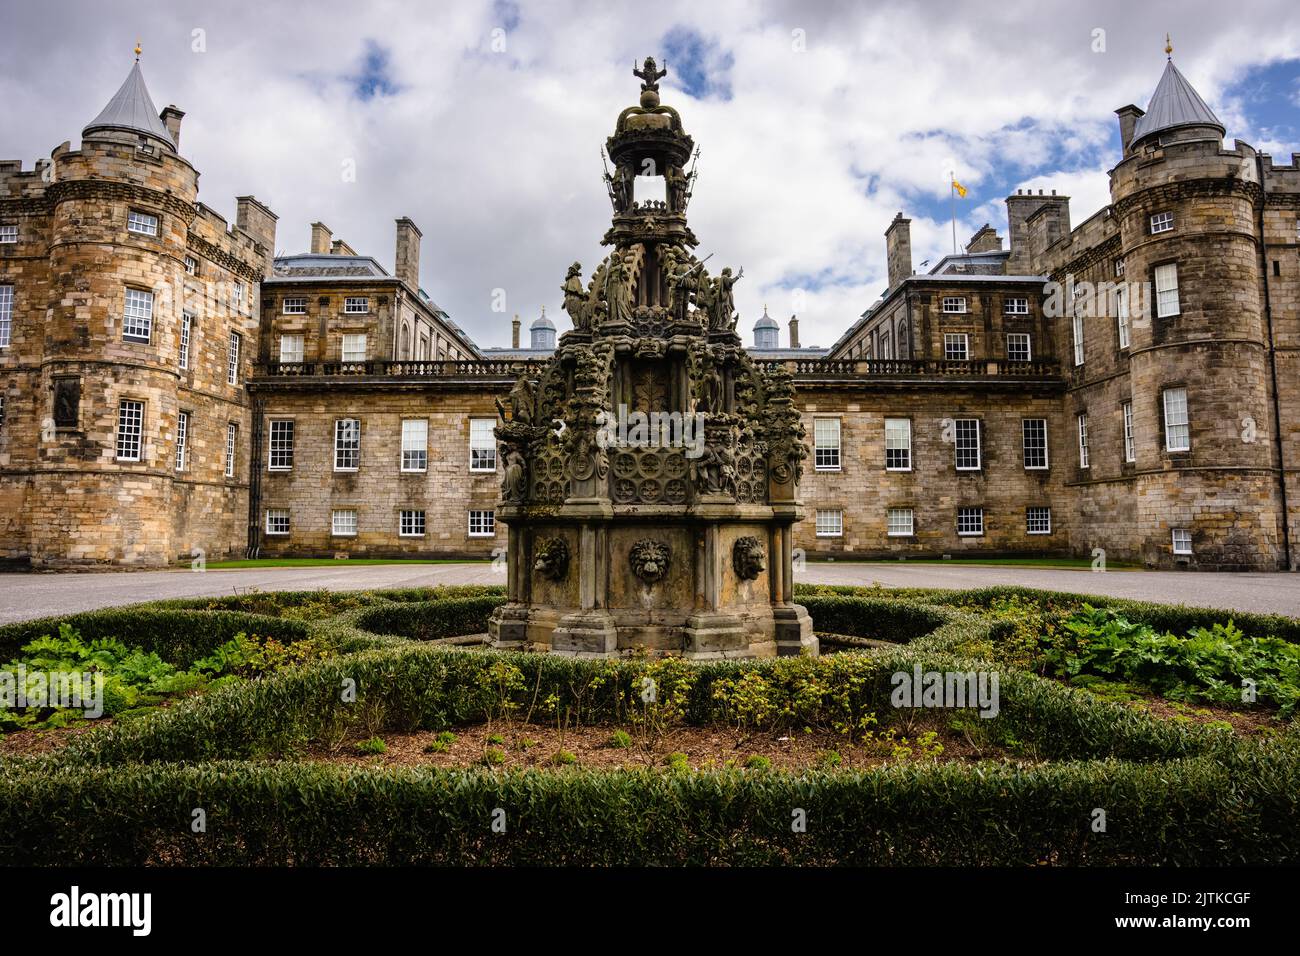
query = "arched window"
xmin=400 ymin=322 xmax=411 ymax=360
xmin=896 ymin=320 xmax=909 ymax=359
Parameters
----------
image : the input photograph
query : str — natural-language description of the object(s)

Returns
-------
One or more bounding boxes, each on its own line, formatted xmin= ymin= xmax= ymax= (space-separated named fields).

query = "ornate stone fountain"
xmin=488 ymin=58 xmax=816 ymax=659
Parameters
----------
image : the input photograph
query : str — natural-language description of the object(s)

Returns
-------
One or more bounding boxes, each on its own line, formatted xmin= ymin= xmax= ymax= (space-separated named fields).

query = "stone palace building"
xmin=2 ymin=51 xmax=1298 ymax=570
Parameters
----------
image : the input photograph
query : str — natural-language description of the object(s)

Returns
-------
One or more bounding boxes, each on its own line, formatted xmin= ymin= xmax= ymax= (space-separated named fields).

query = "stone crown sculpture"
xmin=487 ymin=58 xmax=816 ymax=659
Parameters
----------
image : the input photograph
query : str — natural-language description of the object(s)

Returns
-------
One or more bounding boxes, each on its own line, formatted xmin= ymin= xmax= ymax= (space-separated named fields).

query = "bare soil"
xmin=307 ymin=718 xmax=1022 ymax=771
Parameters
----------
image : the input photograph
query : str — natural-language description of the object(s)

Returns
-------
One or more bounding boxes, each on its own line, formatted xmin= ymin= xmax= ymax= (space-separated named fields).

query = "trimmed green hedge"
xmin=353 ymin=596 xmax=505 ymax=641
xmin=0 ymin=608 xmax=310 ymax=667
xmin=3 ymin=744 xmax=1297 ymax=864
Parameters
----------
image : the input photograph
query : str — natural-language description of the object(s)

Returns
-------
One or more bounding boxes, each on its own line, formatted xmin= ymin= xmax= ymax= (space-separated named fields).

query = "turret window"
xmin=1077 ymin=413 xmax=1089 ymax=469
xmin=175 ymin=411 xmax=189 ymax=471
xmin=1163 ymin=387 xmax=1190 ymax=452
xmin=0 ymin=284 xmax=12 ymax=348
xmin=115 ymin=400 xmax=144 ymax=461
xmin=183 ymin=255 xmax=198 ymax=276
xmin=1116 ymin=285 xmax=1130 ymax=348
xmin=1123 ymin=402 xmax=1135 ymax=462
xmin=126 ymin=210 xmax=159 ymax=236
xmin=227 ymin=332 xmax=241 ymax=385
xmin=1071 ymin=313 xmax=1084 ymax=366
xmin=1154 ymin=264 xmax=1180 ymax=318
xmin=122 ymin=289 xmax=154 ymax=342
xmin=1149 ymin=211 xmax=1174 ymax=234
xmin=179 ymin=312 xmax=193 ymax=369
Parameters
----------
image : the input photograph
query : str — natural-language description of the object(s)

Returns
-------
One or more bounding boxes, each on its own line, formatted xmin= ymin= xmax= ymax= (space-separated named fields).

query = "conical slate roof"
xmin=1131 ymin=59 xmax=1224 ymax=143
xmin=83 ymin=60 xmax=176 ymax=150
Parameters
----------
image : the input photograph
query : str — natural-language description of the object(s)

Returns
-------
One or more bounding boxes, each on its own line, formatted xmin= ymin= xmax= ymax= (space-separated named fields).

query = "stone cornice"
xmin=1112 ymin=177 xmax=1262 ymax=217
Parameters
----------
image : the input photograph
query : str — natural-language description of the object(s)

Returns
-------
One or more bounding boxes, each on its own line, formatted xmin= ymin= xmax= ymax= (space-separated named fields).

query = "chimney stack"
xmin=235 ymin=196 xmax=279 ymax=279
xmin=788 ymin=315 xmax=800 ymax=349
xmin=885 ymin=213 xmax=913 ymax=288
xmin=1005 ymin=191 xmax=1070 ymax=274
xmin=160 ymin=105 xmax=185 ymax=150
xmin=310 ymin=222 xmax=332 ymax=255
xmin=395 ymin=217 xmax=422 ymax=291
xmin=511 ymin=314 xmax=521 ymax=349
xmin=1115 ymin=104 xmax=1145 ymax=156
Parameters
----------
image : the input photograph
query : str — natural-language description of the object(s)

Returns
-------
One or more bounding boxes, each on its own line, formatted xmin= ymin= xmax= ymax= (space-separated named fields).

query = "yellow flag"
xmin=952 ymin=179 xmax=968 ymax=198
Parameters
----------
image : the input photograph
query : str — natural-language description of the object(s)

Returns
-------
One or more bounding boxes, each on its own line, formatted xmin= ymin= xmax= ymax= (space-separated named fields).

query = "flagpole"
xmin=950 ymin=171 xmax=957 ymax=255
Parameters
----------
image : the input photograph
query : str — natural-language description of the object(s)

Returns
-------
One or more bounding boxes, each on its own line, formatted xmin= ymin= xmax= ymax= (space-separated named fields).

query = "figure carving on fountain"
xmin=605 ymin=255 xmax=632 ymax=325
xmin=710 ymin=266 xmax=743 ymax=332
xmin=666 ymin=163 xmax=688 ymax=212
xmin=562 ymin=262 xmax=589 ymax=332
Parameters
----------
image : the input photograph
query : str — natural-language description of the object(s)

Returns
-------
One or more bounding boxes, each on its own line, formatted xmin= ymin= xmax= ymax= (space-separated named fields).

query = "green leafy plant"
xmin=355 ymin=737 xmax=387 ymax=755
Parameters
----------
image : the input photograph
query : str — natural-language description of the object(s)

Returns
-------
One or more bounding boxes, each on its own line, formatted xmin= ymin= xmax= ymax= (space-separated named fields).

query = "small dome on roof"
xmin=531 ymin=306 xmax=555 ymax=330
xmin=753 ymin=306 xmax=778 ymax=330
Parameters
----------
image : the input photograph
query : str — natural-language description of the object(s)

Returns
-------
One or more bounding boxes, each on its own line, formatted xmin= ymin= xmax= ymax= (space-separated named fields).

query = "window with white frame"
xmin=944 ymin=333 xmax=969 ymax=361
xmin=400 ymin=510 xmax=427 ymax=537
xmin=1007 ymin=333 xmax=1031 ymax=362
xmin=468 ymin=510 xmax=495 ymax=537
xmin=815 ymin=509 xmax=843 ymax=537
xmin=123 ymin=288 xmax=154 ymax=342
xmin=0 ymin=224 xmax=17 ymax=244
xmin=279 ymin=334 xmax=304 ymax=363
xmin=814 ymin=418 xmax=841 ymax=471
xmin=227 ymin=332 xmax=241 ymax=385
xmin=126 ymin=210 xmax=159 ymax=236
xmin=401 ymin=418 xmax=428 ymax=472
xmin=1149 ymin=211 xmax=1174 ymax=234
xmin=269 ymin=419 xmax=294 ymax=470
xmin=233 ymin=282 xmax=245 ymax=308
xmin=1026 ymin=506 xmax=1052 ymax=535
xmin=225 ymin=422 xmax=237 ymax=478
xmin=884 ymin=417 xmax=911 ymax=470
xmin=1172 ymin=528 xmax=1193 ymax=555
xmin=332 ymin=509 xmax=358 ymax=537
xmin=954 ymin=418 xmax=980 ymax=470
xmin=0 ymin=284 xmax=12 ymax=348
xmin=957 ymin=506 xmax=984 ymax=536
xmin=344 ymin=297 xmax=369 ymax=314
xmin=887 ymin=507 xmax=914 ymax=537
xmin=342 ymin=333 xmax=367 ymax=362
xmin=183 ymin=255 xmax=198 ymax=276
xmin=116 ymin=400 xmax=144 ymax=461
xmin=1004 ymin=297 xmax=1029 ymax=315
xmin=0 ymin=395 xmax=4 ymax=427
xmin=1123 ymin=401 xmax=1135 ymax=463
xmin=941 ymin=296 xmax=967 ymax=314
xmin=179 ymin=312 xmax=192 ymax=369
xmin=1071 ymin=312 xmax=1084 ymax=366
xmin=281 ymin=296 xmax=307 ymax=315
xmin=1022 ymin=418 xmax=1048 ymax=469
xmin=1115 ymin=258 xmax=1126 ymax=278
xmin=469 ymin=418 xmax=497 ymax=471
xmin=175 ymin=411 xmax=189 ymax=471
xmin=1077 ymin=413 xmax=1090 ymax=468
xmin=1163 ymin=387 xmax=1190 ymax=452
xmin=1116 ymin=284 xmax=1130 ymax=348
xmin=335 ymin=418 xmax=360 ymax=470
xmin=265 ymin=509 xmax=290 ymax=535
xmin=1154 ymin=263 xmax=1179 ymax=318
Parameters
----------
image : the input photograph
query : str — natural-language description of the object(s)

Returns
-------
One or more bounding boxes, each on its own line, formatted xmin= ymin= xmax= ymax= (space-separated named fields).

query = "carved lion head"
xmin=629 ymin=539 xmax=671 ymax=584
xmin=732 ymin=536 xmax=766 ymax=580
xmin=533 ymin=537 xmax=570 ymax=581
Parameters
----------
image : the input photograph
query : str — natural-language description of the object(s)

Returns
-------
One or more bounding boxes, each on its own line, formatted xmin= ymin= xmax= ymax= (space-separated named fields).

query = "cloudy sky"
xmin=3 ymin=0 xmax=1298 ymax=350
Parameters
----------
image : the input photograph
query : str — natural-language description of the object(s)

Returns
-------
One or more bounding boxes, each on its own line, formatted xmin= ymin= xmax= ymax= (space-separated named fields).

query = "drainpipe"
xmin=246 ymin=393 xmax=265 ymax=558
xmin=1256 ymin=154 xmax=1292 ymax=570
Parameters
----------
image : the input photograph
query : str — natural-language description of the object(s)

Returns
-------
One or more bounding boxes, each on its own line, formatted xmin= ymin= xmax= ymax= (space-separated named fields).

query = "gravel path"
xmin=0 ymin=561 xmax=1296 ymax=624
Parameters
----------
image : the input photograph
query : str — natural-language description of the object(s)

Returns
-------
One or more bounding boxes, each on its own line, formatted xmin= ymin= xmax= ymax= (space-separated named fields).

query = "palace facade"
xmin=2 ymin=53 xmax=1299 ymax=570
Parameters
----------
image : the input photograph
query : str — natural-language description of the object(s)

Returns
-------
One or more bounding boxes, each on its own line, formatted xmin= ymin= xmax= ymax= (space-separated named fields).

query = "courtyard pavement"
xmin=0 ymin=561 xmax=1297 ymax=624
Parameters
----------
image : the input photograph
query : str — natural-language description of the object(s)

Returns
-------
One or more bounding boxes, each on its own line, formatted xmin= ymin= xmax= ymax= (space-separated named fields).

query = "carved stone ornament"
xmin=629 ymin=539 xmax=671 ymax=584
xmin=533 ymin=537 xmax=570 ymax=581
xmin=732 ymin=536 xmax=766 ymax=580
